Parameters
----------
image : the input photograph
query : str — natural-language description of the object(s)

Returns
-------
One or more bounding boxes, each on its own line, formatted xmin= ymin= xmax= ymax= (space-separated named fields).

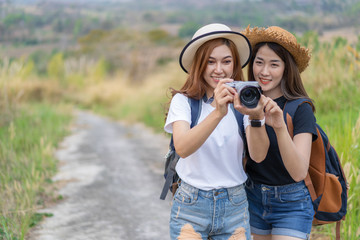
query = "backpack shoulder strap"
xmin=283 ymin=98 xmax=312 ymax=139
xmin=230 ymin=104 xmax=245 ymax=139
xmin=188 ymin=97 xmax=202 ymax=128
xmin=230 ymin=104 xmax=248 ymax=170
xmin=169 ymin=97 xmax=202 ymax=150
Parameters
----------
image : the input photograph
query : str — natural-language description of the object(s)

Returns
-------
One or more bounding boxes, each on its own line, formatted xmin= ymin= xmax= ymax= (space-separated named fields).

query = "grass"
xmin=0 ymin=102 xmax=72 ymax=239
xmin=310 ymin=109 xmax=360 ymax=239
xmin=84 ymin=62 xmax=187 ymax=133
xmin=294 ymin=38 xmax=360 ymax=239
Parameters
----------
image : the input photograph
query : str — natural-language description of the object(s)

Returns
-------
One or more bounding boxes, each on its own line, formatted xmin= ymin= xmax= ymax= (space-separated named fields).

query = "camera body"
xmin=226 ymin=81 xmax=262 ymax=108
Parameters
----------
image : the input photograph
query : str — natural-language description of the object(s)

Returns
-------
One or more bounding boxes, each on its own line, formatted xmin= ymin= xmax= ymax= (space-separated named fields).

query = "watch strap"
xmin=250 ymin=118 xmax=265 ymax=127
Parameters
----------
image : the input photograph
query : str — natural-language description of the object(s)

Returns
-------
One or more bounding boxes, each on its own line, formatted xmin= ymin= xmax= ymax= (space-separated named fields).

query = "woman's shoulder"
xmin=284 ymin=97 xmax=314 ymax=113
xmin=284 ymin=98 xmax=315 ymax=124
xmin=171 ymin=93 xmax=189 ymax=103
xmin=172 ymin=93 xmax=188 ymax=101
xmin=294 ymin=99 xmax=314 ymax=114
xmin=170 ymin=93 xmax=190 ymax=107
xmin=296 ymin=102 xmax=314 ymax=116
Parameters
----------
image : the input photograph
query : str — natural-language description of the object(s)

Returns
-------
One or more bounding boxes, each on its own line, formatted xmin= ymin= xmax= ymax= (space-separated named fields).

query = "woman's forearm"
xmin=173 ymin=110 xmax=223 ymax=158
xmin=246 ymin=125 xmax=270 ymax=162
xmin=275 ymin=127 xmax=312 ymax=182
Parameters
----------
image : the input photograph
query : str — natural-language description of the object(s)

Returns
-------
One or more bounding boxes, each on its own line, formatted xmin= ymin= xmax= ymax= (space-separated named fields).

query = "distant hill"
xmin=1 ymin=0 xmax=359 ymax=78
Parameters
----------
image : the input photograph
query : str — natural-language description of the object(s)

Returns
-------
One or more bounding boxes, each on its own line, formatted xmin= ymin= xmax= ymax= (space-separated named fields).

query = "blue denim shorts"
xmin=245 ymin=179 xmax=314 ymax=240
xmin=170 ymin=181 xmax=251 ymax=240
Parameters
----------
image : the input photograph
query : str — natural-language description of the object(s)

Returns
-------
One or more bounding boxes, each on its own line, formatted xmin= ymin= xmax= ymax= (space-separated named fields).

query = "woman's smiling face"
xmin=203 ymin=44 xmax=234 ymax=95
xmin=253 ymin=44 xmax=285 ymax=99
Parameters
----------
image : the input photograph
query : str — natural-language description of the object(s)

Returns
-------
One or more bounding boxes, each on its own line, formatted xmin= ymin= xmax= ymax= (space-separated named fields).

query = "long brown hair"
xmin=248 ymin=42 xmax=315 ymax=112
xmin=171 ymin=38 xmax=245 ymax=100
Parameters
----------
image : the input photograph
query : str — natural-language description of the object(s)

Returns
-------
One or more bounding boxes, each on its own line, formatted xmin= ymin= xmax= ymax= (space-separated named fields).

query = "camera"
xmin=226 ymin=81 xmax=262 ymax=108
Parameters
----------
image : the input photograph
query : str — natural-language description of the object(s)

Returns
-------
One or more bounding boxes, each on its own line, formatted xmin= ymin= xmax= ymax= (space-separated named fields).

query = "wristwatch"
xmin=250 ymin=117 xmax=265 ymax=127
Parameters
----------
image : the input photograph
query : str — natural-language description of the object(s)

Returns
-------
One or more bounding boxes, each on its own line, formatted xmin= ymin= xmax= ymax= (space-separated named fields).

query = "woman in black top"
xmin=234 ymin=26 xmax=318 ymax=240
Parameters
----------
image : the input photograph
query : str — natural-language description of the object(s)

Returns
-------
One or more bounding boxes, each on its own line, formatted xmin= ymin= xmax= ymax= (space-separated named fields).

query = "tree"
xmin=178 ymin=22 xmax=201 ymax=38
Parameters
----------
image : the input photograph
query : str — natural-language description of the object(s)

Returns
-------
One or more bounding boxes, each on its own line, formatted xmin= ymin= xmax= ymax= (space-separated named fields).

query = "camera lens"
xmin=240 ymin=87 xmax=260 ymax=108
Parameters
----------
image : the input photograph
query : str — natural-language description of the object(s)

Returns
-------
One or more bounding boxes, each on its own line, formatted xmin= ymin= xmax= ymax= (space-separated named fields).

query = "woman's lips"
xmin=259 ymin=78 xmax=271 ymax=85
xmin=212 ymin=77 xmax=224 ymax=83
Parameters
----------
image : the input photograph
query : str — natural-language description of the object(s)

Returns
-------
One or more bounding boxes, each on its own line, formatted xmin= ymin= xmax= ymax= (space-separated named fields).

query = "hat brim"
xmin=179 ymin=31 xmax=251 ymax=73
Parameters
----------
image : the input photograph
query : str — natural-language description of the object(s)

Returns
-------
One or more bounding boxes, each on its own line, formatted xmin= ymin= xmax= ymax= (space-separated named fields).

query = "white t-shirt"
xmin=164 ymin=93 xmax=247 ymax=190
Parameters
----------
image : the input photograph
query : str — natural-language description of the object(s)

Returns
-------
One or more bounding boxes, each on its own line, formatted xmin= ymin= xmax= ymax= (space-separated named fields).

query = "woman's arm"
xmin=275 ymin=128 xmax=312 ymax=181
xmin=173 ymin=110 xmax=223 ymax=158
xmin=264 ymin=101 xmax=312 ymax=182
xmin=173 ymin=78 xmax=236 ymax=158
xmin=234 ymin=95 xmax=270 ymax=162
xmin=245 ymin=119 xmax=270 ymax=162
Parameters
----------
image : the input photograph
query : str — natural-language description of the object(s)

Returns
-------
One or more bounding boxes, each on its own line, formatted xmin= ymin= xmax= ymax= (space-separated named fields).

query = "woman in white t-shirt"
xmin=164 ymin=23 xmax=252 ymax=240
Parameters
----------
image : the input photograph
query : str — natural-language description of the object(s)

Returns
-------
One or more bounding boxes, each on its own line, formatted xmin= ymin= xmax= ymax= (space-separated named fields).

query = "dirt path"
xmin=28 ymin=111 xmax=172 ymax=240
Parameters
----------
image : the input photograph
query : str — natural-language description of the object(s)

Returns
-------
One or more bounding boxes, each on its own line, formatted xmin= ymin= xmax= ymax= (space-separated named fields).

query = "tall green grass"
xmin=300 ymin=36 xmax=360 ymax=239
xmin=311 ymin=110 xmax=360 ymax=239
xmin=0 ymin=103 xmax=72 ymax=239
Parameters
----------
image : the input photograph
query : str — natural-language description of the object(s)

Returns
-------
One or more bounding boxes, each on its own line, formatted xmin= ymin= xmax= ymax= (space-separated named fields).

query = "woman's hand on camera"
xmin=234 ymin=94 xmax=268 ymax=120
xmin=263 ymin=98 xmax=285 ymax=129
xmin=213 ymin=78 xmax=236 ymax=117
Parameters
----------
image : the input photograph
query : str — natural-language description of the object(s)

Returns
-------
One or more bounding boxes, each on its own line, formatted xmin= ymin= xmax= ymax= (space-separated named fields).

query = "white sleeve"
xmin=164 ymin=93 xmax=191 ymax=133
xmin=243 ymin=115 xmax=250 ymax=130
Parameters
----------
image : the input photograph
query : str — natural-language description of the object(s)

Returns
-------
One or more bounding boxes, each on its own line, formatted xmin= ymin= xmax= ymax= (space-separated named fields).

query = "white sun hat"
xmin=179 ymin=23 xmax=252 ymax=73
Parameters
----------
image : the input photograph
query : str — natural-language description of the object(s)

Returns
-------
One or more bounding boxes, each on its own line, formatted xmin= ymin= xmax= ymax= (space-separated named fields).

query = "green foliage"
xmin=298 ymin=31 xmax=320 ymax=51
xmin=19 ymin=60 xmax=35 ymax=79
xmin=278 ymin=15 xmax=310 ymax=32
xmin=77 ymin=29 xmax=111 ymax=54
xmin=78 ymin=29 xmax=110 ymax=45
xmin=333 ymin=36 xmax=348 ymax=48
xmin=157 ymin=56 xmax=173 ymax=66
xmin=29 ymin=50 xmax=52 ymax=75
xmin=3 ymin=12 xmax=26 ymax=26
xmin=0 ymin=217 xmax=18 ymax=240
xmin=47 ymin=53 xmax=65 ymax=80
xmin=0 ymin=103 xmax=72 ymax=239
xmin=296 ymin=35 xmax=360 ymax=239
xmin=73 ymin=19 xmax=83 ymax=38
xmin=1 ymin=0 xmax=360 ymax=52
xmin=178 ymin=22 xmax=201 ymax=38
xmin=148 ymin=29 xmax=172 ymax=45
xmin=29 ymin=213 xmax=53 ymax=228
xmin=65 ymin=73 xmax=85 ymax=88
xmin=346 ymin=1 xmax=360 ymax=21
xmin=91 ymin=58 xmax=109 ymax=83
xmin=313 ymin=109 xmax=360 ymax=240
xmin=143 ymin=11 xmax=157 ymax=23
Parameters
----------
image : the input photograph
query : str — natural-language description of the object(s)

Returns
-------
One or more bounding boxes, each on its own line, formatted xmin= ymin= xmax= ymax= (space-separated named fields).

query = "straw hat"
xmin=243 ymin=26 xmax=311 ymax=73
xmin=179 ymin=23 xmax=251 ymax=73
